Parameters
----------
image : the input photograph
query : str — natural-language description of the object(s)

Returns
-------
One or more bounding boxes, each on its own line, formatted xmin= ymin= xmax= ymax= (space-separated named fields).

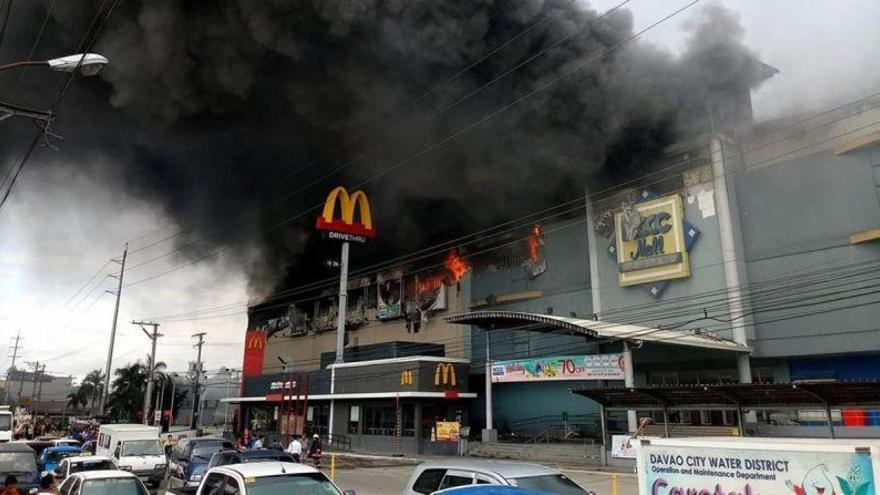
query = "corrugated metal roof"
xmin=444 ymin=310 xmax=750 ymax=353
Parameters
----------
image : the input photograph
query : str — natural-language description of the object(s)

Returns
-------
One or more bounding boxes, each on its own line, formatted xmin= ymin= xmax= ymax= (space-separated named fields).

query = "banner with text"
xmin=637 ymin=442 xmax=876 ymax=495
xmin=490 ymin=354 xmax=624 ymax=383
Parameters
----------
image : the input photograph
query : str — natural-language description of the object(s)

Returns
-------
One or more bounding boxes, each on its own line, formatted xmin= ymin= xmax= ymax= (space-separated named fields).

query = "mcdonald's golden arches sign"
xmin=316 ymin=186 xmax=376 ymax=242
xmin=434 ymin=363 xmax=457 ymax=387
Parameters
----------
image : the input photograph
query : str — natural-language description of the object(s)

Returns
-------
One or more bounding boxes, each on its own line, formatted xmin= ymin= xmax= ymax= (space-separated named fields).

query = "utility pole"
xmin=133 ymin=321 xmax=162 ymax=425
xmin=4 ymin=332 xmax=21 ymax=404
xmin=100 ymin=243 xmax=128 ymax=415
xmin=25 ymin=361 xmax=41 ymax=416
xmin=191 ymin=332 xmax=206 ymax=429
xmin=34 ymin=364 xmax=46 ymax=419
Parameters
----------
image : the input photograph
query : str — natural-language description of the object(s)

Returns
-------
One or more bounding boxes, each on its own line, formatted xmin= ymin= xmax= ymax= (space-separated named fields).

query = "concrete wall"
xmin=737 ymin=140 xmax=880 ymax=357
xmin=263 ymin=283 xmax=471 ymax=374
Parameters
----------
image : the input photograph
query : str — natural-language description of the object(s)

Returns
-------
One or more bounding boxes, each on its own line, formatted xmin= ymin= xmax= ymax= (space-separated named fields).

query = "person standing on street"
xmin=286 ymin=434 xmax=302 ymax=463
xmin=1 ymin=475 xmax=20 ymax=495
xmin=308 ymin=434 xmax=322 ymax=469
xmin=252 ymin=434 xmax=264 ymax=449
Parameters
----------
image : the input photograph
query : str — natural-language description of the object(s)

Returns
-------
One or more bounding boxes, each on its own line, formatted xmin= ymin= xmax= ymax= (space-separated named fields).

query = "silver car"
xmin=403 ymin=459 xmax=594 ymax=495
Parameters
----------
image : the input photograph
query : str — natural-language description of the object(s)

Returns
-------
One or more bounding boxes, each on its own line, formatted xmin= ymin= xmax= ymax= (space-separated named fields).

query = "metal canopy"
xmin=572 ymin=381 xmax=880 ymax=410
xmin=445 ymin=310 xmax=750 ymax=353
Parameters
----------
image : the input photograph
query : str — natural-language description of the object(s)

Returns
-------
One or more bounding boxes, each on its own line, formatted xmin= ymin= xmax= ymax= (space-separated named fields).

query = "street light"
xmin=0 ymin=53 xmax=109 ymax=76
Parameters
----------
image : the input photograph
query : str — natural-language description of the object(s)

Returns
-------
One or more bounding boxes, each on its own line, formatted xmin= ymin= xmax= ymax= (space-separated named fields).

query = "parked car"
xmin=81 ymin=440 xmax=97 ymax=456
xmin=53 ymin=455 xmax=118 ymax=481
xmin=167 ymin=437 xmax=235 ymax=488
xmin=206 ymin=449 xmax=296 ymax=469
xmin=52 ymin=438 xmax=82 ymax=448
xmin=39 ymin=445 xmax=82 ymax=473
xmin=58 ymin=470 xmax=149 ymax=495
xmin=166 ymin=462 xmax=353 ymax=495
xmin=0 ymin=442 xmax=40 ymax=492
xmin=404 ymin=460 xmax=594 ymax=495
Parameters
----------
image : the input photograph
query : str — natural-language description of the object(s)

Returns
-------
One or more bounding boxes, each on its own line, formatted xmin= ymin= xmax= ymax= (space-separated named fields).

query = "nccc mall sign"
xmin=316 ymin=186 xmax=376 ymax=243
xmin=613 ymin=194 xmax=696 ymax=289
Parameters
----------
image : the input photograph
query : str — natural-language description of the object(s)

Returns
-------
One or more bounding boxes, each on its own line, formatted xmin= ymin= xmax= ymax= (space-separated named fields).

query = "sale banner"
xmin=490 ymin=354 xmax=625 ymax=382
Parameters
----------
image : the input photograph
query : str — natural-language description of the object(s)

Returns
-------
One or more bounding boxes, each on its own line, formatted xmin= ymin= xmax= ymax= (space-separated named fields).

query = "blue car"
xmin=39 ymin=445 xmax=81 ymax=473
xmin=167 ymin=437 xmax=235 ymax=488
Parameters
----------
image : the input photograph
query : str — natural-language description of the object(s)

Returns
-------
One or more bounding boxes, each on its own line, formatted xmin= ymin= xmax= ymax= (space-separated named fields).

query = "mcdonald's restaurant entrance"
xmin=225 ymin=356 xmax=476 ymax=456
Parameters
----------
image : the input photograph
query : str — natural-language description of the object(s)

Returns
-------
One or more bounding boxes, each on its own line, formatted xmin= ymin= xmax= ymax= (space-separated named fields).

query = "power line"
xmin=132 ymin=106 xmax=880 ymax=322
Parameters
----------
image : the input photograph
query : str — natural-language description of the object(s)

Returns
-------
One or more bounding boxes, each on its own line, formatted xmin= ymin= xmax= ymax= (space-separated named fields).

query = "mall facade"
xmin=229 ymin=92 xmax=880 ymax=454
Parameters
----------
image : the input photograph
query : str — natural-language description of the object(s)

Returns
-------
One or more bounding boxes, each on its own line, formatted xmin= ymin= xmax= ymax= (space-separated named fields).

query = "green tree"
xmin=82 ymin=369 xmax=105 ymax=411
xmin=107 ymin=361 xmax=167 ymax=422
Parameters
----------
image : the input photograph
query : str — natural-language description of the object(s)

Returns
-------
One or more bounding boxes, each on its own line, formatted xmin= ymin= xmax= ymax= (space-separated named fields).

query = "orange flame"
xmin=444 ymin=251 xmax=469 ymax=283
xmin=527 ymin=224 xmax=544 ymax=261
xmin=417 ymin=274 xmax=444 ymax=296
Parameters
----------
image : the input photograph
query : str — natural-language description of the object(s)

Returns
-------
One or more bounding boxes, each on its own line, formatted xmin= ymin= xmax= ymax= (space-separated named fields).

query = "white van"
xmin=96 ymin=424 xmax=166 ymax=489
xmin=0 ymin=406 xmax=12 ymax=442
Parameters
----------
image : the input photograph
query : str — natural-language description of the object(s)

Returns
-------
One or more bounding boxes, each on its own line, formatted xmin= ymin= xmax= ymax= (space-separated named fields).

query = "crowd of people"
xmin=2 ymin=472 xmax=61 ymax=495
xmin=235 ymin=429 xmax=323 ymax=468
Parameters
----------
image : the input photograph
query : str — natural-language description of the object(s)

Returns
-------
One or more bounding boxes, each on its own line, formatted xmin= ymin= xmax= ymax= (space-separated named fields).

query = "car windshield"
xmin=48 ymin=451 xmax=79 ymax=463
xmin=0 ymin=415 xmax=11 ymax=430
xmin=71 ymin=460 xmax=116 ymax=473
xmin=191 ymin=443 xmax=229 ymax=460
xmin=82 ymin=478 xmax=149 ymax=495
xmin=245 ymin=473 xmax=341 ymax=495
xmin=122 ymin=440 xmax=164 ymax=456
xmin=512 ymin=474 xmax=587 ymax=495
xmin=0 ymin=452 xmax=37 ymax=473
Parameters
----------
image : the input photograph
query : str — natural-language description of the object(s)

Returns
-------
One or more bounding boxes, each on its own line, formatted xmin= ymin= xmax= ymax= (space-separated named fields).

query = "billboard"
xmin=614 ymin=194 xmax=691 ymax=287
xmin=242 ymin=330 xmax=266 ymax=378
xmin=377 ymin=273 xmax=402 ymax=320
xmin=490 ymin=354 xmax=625 ymax=383
xmin=638 ymin=442 xmax=876 ymax=495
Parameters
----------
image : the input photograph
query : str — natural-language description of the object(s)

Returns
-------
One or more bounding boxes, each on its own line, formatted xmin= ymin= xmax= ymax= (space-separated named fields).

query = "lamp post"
xmin=0 ymin=53 xmax=109 ymax=75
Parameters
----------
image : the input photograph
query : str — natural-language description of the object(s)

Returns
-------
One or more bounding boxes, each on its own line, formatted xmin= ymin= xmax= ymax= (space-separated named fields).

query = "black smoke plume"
xmin=0 ymin=1 xmax=769 ymax=298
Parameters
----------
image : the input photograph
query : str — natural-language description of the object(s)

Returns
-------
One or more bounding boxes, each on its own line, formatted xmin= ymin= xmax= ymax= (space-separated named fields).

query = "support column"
xmin=328 ymin=241 xmax=350 ymax=446
xmin=622 ymin=342 xmax=637 ymax=433
xmin=711 ymin=136 xmax=752 ymax=383
xmin=482 ymin=329 xmax=496 ymax=443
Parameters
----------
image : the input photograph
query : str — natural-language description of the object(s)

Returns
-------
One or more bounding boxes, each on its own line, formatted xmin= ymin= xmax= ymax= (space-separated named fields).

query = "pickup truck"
xmin=168 ymin=462 xmax=355 ymax=495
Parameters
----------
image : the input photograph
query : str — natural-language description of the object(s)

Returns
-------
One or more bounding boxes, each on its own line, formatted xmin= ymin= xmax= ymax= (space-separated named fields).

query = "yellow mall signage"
xmin=316 ymin=186 xmax=376 ymax=242
xmin=614 ymin=194 xmax=690 ymax=287
xmin=434 ymin=363 xmax=457 ymax=387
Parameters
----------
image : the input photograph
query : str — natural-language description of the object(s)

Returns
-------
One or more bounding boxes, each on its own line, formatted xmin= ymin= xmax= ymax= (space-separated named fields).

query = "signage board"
xmin=614 ymin=194 xmax=690 ymax=287
xmin=490 ymin=354 xmax=625 ymax=383
xmin=435 ymin=421 xmax=460 ymax=442
xmin=242 ymin=330 xmax=266 ymax=378
xmin=637 ymin=441 xmax=877 ymax=495
xmin=315 ymin=186 xmax=376 ymax=242
xmin=612 ymin=434 xmax=662 ymax=459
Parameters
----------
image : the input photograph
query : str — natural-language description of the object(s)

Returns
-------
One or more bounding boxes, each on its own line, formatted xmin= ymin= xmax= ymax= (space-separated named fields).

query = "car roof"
xmin=63 ymin=456 xmax=114 ymax=464
xmin=47 ymin=445 xmax=81 ymax=452
xmin=74 ymin=470 xmax=138 ymax=480
xmin=190 ymin=437 xmax=229 ymax=444
xmin=0 ymin=443 xmax=35 ymax=453
xmin=223 ymin=449 xmax=291 ymax=459
xmin=217 ymin=462 xmax=320 ymax=478
xmin=414 ymin=460 xmax=560 ymax=478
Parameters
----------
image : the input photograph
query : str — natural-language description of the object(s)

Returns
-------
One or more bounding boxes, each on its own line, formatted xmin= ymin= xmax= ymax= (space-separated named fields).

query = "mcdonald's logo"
xmin=400 ymin=370 xmax=413 ymax=386
xmin=316 ymin=186 xmax=377 ymax=239
xmin=434 ymin=363 xmax=457 ymax=387
xmin=247 ymin=334 xmax=265 ymax=350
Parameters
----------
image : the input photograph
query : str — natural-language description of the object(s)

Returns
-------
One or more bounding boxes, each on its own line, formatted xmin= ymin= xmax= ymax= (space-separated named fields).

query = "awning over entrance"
xmin=445 ymin=310 xmax=750 ymax=353
xmin=572 ymin=381 xmax=880 ymax=409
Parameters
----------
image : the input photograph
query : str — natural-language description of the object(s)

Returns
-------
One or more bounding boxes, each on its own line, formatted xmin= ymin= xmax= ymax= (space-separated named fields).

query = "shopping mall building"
xmin=227 ymin=86 xmax=880 ymax=455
